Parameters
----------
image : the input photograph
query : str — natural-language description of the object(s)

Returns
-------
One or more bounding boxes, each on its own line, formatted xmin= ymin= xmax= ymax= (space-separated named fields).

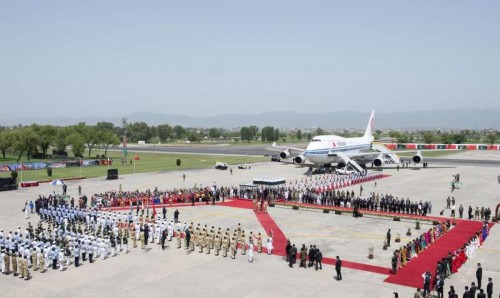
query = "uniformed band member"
xmin=176 ymin=229 xmax=182 ymax=249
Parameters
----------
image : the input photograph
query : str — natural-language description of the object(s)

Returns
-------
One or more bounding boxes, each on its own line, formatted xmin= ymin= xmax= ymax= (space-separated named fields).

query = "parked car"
xmin=215 ymin=162 xmax=228 ymax=170
xmin=271 ymin=155 xmax=281 ymax=162
xmin=238 ymin=164 xmax=248 ymax=169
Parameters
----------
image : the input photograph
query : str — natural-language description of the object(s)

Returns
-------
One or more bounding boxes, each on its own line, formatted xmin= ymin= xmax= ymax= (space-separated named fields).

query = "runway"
xmin=115 ymin=144 xmax=500 ymax=166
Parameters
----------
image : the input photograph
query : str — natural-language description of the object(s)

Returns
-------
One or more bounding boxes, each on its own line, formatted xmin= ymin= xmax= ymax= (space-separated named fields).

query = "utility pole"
xmin=121 ymin=118 xmax=128 ymax=166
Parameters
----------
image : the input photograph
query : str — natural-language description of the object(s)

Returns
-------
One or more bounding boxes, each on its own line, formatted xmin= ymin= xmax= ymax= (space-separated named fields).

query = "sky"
xmin=1 ymin=1 xmax=499 ymax=118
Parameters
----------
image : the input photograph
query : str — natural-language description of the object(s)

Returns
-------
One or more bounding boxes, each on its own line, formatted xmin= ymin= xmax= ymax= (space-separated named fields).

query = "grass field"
xmin=0 ymin=150 xmax=267 ymax=182
xmin=397 ymin=150 xmax=460 ymax=157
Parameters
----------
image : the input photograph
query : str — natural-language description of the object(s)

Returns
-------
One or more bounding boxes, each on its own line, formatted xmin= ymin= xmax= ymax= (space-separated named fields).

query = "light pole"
xmin=121 ymin=118 xmax=128 ymax=166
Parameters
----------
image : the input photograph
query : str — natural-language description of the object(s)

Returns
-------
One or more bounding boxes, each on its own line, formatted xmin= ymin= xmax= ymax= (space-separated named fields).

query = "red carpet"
xmin=254 ymin=210 xmax=288 ymax=256
xmin=384 ymin=220 xmax=484 ymax=288
xmin=219 ymin=199 xmax=392 ymax=274
xmin=323 ymin=257 xmax=391 ymax=275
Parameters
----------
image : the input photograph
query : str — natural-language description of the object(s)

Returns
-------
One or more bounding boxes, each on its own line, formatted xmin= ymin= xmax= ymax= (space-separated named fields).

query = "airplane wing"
xmin=267 ymin=142 xmax=306 ymax=158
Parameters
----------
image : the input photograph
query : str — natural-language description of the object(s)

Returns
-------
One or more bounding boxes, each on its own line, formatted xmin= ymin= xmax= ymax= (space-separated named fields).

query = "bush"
xmin=269 ymin=203 xmax=275 ymax=207
xmin=10 ymin=170 xmax=18 ymax=181
xmin=323 ymin=209 xmax=330 ymax=214
xmin=292 ymin=205 xmax=299 ymax=210
xmin=176 ymin=159 xmax=181 ymax=166
xmin=335 ymin=210 xmax=342 ymax=215
xmin=47 ymin=168 xmax=53 ymax=177
xmin=393 ymin=217 xmax=401 ymax=221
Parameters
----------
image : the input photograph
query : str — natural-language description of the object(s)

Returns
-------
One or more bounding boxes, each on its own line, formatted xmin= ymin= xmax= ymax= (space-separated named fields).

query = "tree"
xmin=296 ymin=129 xmax=303 ymax=141
xmin=12 ymin=128 xmax=40 ymax=162
xmin=79 ymin=125 xmax=100 ymax=157
xmin=99 ymin=131 xmax=121 ymax=156
xmin=240 ymin=126 xmax=258 ymax=142
xmin=31 ymin=124 xmax=56 ymax=156
xmin=54 ymin=127 xmax=71 ymax=154
xmin=440 ymin=133 xmax=454 ymax=144
xmin=315 ymin=127 xmax=325 ymax=136
xmin=208 ymin=127 xmax=222 ymax=139
xmin=127 ymin=122 xmax=153 ymax=142
xmin=173 ymin=125 xmax=186 ymax=140
xmin=66 ymin=133 xmax=86 ymax=157
xmin=485 ymin=133 xmax=498 ymax=144
xmin=96 ymin=121 xmax=115 ymax=132
xmin=187 ymin=131 xmax=201 ymax=142
xmin=0 ymin=130 xmax=14 ymax=159
xmin=307 ymin=133 xmax=313 ymax=141
xmin=248 ymin=126 xmax=259 ymax=141
xmin=273 ymin=128 xmax=280 ymax=142
xmin=157 ymin=124 xmax=173 ymax=141
xmin=422 ymin=131 xmax=435 ymax=144
xmin=240 ymin=127 xmax=251 ymax=142
xmin=261 ymin=126 xmax=275 ymax=142
xmin=452 ymin=133 xmax=466 ymax=144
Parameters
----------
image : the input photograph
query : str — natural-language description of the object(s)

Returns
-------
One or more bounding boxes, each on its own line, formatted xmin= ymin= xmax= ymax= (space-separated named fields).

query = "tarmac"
xmin=0 ymin=150 xmax=498 ymax=298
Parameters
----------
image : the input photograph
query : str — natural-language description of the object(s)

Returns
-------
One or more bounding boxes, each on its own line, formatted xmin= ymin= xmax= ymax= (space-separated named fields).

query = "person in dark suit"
xmin=477 ymin=288 xmax=486 ymax=298
xmin=143 ymin=224 xmax=149 ymax=248
xmin=162 ymin=206 xmax=167 ymax=220
xmin=476 ymin=263 xmax=483 ymax=289
xmin=335 ymin=256 xmax=342 ymax=280
xmin=174 ymin=209 xmax=179 ymax=223
xmin=387 ymin=229 xmax=391 ymax=246
xmin=314 ymin=248 xmax=322 ymax=271
xmin=463 ymin=286 xmax=471 ymax=298
xmin=435 ymin=275 xmax=444 ymax=298
xmin=470 ymin=282 xmax=478 ymax=297
xmin=486 ymin=277 xmax=493 ymax=298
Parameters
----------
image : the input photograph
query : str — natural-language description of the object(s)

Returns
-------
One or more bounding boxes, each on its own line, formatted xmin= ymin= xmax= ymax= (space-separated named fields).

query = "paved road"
xmin=118 ymin=144 xmax=500 ymax=166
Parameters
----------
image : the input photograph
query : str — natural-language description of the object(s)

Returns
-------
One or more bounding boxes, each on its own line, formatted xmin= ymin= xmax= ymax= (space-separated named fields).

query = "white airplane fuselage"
xmin=304 ymin=135 xmax=374 ymax=165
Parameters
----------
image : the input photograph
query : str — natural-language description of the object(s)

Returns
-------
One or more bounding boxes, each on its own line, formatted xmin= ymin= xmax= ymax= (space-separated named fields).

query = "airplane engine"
xmin=412 ymin=152 xmax=423 ymax=164
xmin=294 ymin=154 xmax=306 ymax=164
xmin=279 ymin=149 xmax=290 ymax=159
xmin=373 ymin=154 xmax=385 ymax=167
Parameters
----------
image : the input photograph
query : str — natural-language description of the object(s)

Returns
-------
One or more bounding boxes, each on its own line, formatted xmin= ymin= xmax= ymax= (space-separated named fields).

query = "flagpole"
xmin=20 ymin=163 xmax=23 ymax=183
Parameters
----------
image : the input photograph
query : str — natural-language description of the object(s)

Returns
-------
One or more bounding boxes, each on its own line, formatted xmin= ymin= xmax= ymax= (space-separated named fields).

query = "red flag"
xmin=152 ymin=202 xmax=157 ymax=218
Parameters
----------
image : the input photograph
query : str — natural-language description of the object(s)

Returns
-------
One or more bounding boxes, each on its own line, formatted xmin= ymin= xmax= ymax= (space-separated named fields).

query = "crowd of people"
xmin=418 ymin=222 xmax=492 ymax=298
xmin=391 ymin=220 xmax=451 ymax=275
xmin=283 ymin=241 xmax=343 ymax=281
xmin=0 ymin=192 xmax=279 ymax=280
xmin=86 ymin=185 xmax=239 ymax=208
xmin=446 ymin=196 xmax=493 ymax=222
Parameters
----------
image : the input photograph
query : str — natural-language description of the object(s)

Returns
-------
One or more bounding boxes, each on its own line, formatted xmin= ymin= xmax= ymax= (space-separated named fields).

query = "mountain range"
xmin=3 ymin=109 xmax=499 ymax=130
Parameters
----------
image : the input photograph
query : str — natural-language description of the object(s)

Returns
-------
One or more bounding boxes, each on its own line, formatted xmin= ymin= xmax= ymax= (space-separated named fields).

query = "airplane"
xmin=271 ymin=110 xmax=423 ymax=173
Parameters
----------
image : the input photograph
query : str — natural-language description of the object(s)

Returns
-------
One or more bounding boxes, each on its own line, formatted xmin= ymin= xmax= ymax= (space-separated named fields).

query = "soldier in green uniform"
xmin=11 ymin=252 xmax=17 ymax=276
xmin=240 ymin=230 xmax=246 ymax=255
xmin=230 ymin=236 xmax=237 ymax=259
xmin=23 ymin=256 xmax=30 ymax=280
xmin=198 ymin=228 xmax=205 ymax=253
xmin=31 ymin=249 xmax=37 ymax=271
xmin=18 ymin=255 xmax=25 ymax=279
xmin=221 ymin=236 xmax=228 ymax=257
xmin=4 ymin=251 xmax=10 ymax=275
xmin=214 ymin=232 xmax=221 ymax=256
xmin=176 ymin=229 xmax=182 ymax=249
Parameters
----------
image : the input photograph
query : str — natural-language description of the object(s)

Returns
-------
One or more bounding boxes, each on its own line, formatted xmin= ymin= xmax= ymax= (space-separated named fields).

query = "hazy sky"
xmin=1 ymin=1 xmax=499 ymax=118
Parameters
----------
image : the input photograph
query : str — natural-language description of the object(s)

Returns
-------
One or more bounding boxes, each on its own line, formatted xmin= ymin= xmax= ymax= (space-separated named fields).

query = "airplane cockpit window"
xmin=311 ymin=139 xmax=321 ymax=142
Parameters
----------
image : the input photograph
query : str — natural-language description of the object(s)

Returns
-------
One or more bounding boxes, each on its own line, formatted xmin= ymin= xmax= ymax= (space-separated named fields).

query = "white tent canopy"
xmin=50 ymin=179 xmax=65 ymax=186
xmin=252 ymin=177 xmax=286 ymax=186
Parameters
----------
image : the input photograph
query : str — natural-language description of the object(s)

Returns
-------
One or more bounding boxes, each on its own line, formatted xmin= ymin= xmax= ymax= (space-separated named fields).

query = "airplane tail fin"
xmin=364 ymin=110 xmax=375 ymax=138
